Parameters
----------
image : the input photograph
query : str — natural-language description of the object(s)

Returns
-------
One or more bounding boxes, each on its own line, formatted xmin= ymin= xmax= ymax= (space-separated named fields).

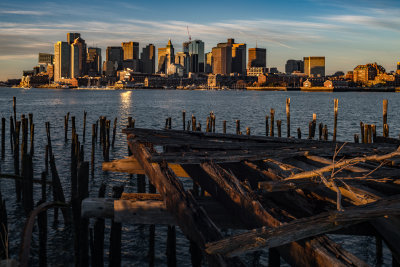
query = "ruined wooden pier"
xmin=96 ymin=127 xmax=400 ymax=266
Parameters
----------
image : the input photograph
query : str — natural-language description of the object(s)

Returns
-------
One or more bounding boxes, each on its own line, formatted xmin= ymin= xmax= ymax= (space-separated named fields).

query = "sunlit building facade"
xmin=54 ymin=41 xmax=70 ymax=81
xmin=304 ymin=56 xmax=325 ymax=77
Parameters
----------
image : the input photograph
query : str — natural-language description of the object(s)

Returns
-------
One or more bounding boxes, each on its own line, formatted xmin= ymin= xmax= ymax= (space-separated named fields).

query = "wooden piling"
xmin=1 ymin=118 xmax=5 ymax=159
xmin=311 ymin=114 xmax=317 ymax=139
xmin=277 ymin=120 xmax=281 ymax=138
xmin=265 ymin=116 xmax=269 ymax=137
xmin=297 ymin=128 xmax=301 ymax=139
xmin=37 ymin=180 xmax=47 ymax=267
xmin=286 ymin=98 xmax=290 ymax=138
xmin=22 ymin=154 xmax=33 ymax=215
xmin=192 ymin=115 xmax=196 ymax=132
xmin=9 ymin=116 xmax=13 ymax=153
xmin=112 ymin=118 xmax=117 ymax=148
xmin=360 ymin=122 xmax=365 ymax=144
xmin=212 ymin=114 xmax=216 ymax=133
xmin=354 ymin=134 xmax=359 ymax=143
xmin=333 ymin=99 xmax=338 ymax=142
xmin=223 ymin=120 xmax=226 ymax=134
xmin=91 ymin=124 xmax=95 ymax=177
xmin=308 ymin=121 xmax=313 ymax=140
xmin=270 ymin=109 xmax=275 ymax=137
xmin=384 ymin=124 xmax=389 ymax=138
xmin=371 ymin=124 xmax=376 ymax=143
xmin=166 ymin=225 xmax=177 ymax=267
xmin=367 ymin=124 xmax=372 ymax=144
xmin=14 ymin=121 xmax=21 ymax=201
xmin=364 ymin=124 xmax=369 ymax=144
xmin=77 ymin=162 xmax=89 ymax=267
xmin=236 ymin=120 xmax=240 ymax=135
xmin=109 ymin=186 xmax=124 ymax=267
xmin=30 ymin=124 xmax=34 ymax=156
xmin=64 ymin=112 xmax=69 ymax=142
xmin=318 ymin=123 xmax=323 ymax=141
xmin=323 ymin=125 xmax=328 ymax=141
xmin=0 ymin=191 xmax=8 ymax=261
xmin=383 ymin=99 xmax=388 ymax=136
xmin=93 ymin=183 xmax=106 ymax=267
xmin=83 ymin=111 xmax=87 ymax=143
xmin=13 ymin=96 xmax=16 ymax=127
xmin=246 ymin=127 xmax=250 ymax=136
xmin=206 ymin=117 xmax=210 ymax=133
xmin=182 ymin=110 xmax=186 ymax=131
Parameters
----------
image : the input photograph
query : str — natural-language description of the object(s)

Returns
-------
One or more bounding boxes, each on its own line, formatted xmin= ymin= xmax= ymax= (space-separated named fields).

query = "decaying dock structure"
xmin=96 ymin=127 xmax=400 ymax=266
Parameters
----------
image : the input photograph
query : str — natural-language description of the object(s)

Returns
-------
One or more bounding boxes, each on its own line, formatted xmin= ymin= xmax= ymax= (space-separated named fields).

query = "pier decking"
xmin=99 ymin=127 xmax=400 ymax=266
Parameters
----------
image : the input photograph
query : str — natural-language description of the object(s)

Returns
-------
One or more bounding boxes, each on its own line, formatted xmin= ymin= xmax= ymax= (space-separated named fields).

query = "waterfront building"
xmin=38 ymin=53 xmax=54 ymax=64
xmin=247 ymin=67 xmax=268 ymax=77
xmin=353 ymin=63 xmax=385 ymax=84
xmin=122 ymin=42 xmax=139 ymax=60
xmin=157 ymin=40 xmax=175 ymax=74
xmin=188 ymin=40 xmax=205 ymax=73
xmin=304 ymin=56 xmax=325 ymax=77
xmin=205 ymin=52 xmax=213 ymax=73
xmin=285 ymin=59 xmax=304 ymax=74
xmin=232 ymin=43 xmax=246 ymax=75
xmin=54 ymin=41 xmax=70 ymax=81
xmin=212 ymin=41 xmax=232 ymax=75
xmin=248 ymin=48 xmax=266 ymax=68
xmin=87 ymin=47 xmax=102 ymax=76
xmin=141 ymin=44 xmax=155 ymax=74
xmin=397 ymin=62 xmax=400 ymax=75
xmin=70 ymin=37 xmax=87 ymax=78
xmin=67 ymin=33 xmax=80 ymax=45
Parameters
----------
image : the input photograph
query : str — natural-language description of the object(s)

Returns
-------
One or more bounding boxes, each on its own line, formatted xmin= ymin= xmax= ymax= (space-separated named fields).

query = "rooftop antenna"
xmin=186 ymin=26 xmax=191 ymax=42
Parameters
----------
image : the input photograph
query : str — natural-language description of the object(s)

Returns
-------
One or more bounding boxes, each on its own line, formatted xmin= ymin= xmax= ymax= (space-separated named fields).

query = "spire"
xmin=167 ymin=38 xmax=172 ymax=47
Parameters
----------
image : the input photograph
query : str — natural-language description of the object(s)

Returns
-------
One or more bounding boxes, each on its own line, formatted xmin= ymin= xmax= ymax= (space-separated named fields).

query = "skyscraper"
xmin=141 ymin=44 xmax=155 ymax=74
xmin=54 ymin=41 xmax=70 ymax=81
xmin=157 ymin=40 xmax=174 ymax=73
xmin=106 ymin=46 xmax=123 ymax=68
xmin=304 ymin=56 xmax=325 ymax=77
xmin=212 ymin=43 xmax=232 ymax=75
xmin=70 ymin=37 xmax=87 ymax=78
xmin=67 ymin=33 xmax=80 ymax=45
xmin=285 ymin=59 xmax=304 ymax=74
xmin=122 ymin=42 xmax=139 ymax=60
xmin=232 ymin=43 xmax=246 ymax=74
xmin=188 ymin=40 xmax=205 ymax=73
xmin=38 ymin=53 xmax=54 ymax=64
xmin=87 ymin=47 xmax=102 ymax=76
xmin=175 ymin=52 xmax=189 ymax=74
xmin=248 ymin=48 xmax=266 ymax=68
xmin=205 ymin=52 xmax=213 ymax=73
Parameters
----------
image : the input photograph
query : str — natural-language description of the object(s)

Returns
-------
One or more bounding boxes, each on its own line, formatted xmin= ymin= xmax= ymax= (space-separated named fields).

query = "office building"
xmin=106 ymin=46 xmax=124 ymax=71
xmin=205 ymin=52 xmax=213 ymax=73
xmin=175 ymin=52 xmax=189 ymax=74
xmin=70 ymin=37 xmax=87 ymax=78
xmin=248 ymin=48 xmax=266 ymax=68
xmin=212 ymin=42 xmax=232 ymax=75
xmin=304 ymin=56 xmax=325 ymax=77
xmin=141 ymin=44 xmax=155 ymax=74
xmin=188 ymin=40 xmax=205 ymax=73
xmin=285 ymin=59 xmax=304 ymax=74
xmin=38 ymin=53 xmax=54 ymax=64
xmin=353 ymin=63 xmax=385 ymax=84
xmin=87 ymin=47 xmax=102 ymax=76
xmin=67 ymin=33 xmax=80 ymax=45
xmin=54 ymin=41 xmax=70 ymax=81
xmin=157 ymin=39 xmax=174 ymax=73
xmin=122 ymin=42 xmax=139 ymax=60
xmin=232 ymin=43 xmax=246 ymax=75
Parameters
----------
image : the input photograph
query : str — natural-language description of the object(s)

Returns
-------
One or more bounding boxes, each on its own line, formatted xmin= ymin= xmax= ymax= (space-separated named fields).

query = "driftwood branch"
xmin=205 ymin=195 xmax=400 ymax=257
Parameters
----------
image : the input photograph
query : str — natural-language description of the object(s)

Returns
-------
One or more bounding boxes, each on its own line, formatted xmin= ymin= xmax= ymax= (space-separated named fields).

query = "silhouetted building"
xmin=38 ymin=53 xmax=54 ymax=64
xmin=248 ymin=48 xmax=266 ymax=68
xmin=87 ymin=47 xmax=102 ymax=76
xmin=54 ymin=41 xmax=70 ymax=81
xmin=141 ymin=44 xmax=155 ymax=74
xmin=122 ymin=42 xmax=139 ymax=60
xmin=304 ymin=56 xmax=325 ymax=77
xmin=105 ymin=46 xmax=124 ymax=74
xmin=232 ymin=43 xmax=246 ymax=75
xmin=285 ymin=59 xmax=304 ymax=74
xmin=67 ymin=33 xmax=80 ymax=45
xmin=70 ymin=37 xmax=87 ymax=78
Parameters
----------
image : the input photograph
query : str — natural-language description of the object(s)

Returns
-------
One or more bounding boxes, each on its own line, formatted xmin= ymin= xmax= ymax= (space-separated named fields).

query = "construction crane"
xmin=186 ymin=26 xmax=191 ymax=42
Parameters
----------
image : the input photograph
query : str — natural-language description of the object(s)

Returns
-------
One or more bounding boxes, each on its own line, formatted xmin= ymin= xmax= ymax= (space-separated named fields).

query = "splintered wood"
xmin=102 ymin=127 xmax=400 ymax=266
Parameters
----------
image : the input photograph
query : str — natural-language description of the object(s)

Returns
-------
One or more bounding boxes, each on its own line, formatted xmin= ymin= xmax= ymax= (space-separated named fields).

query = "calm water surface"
xmin=0 ymin=87 xmax=399 ymax=266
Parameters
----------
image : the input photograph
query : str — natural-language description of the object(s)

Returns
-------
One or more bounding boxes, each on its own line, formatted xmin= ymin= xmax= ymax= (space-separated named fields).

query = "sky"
xmin=0 ymin=0 xmax=399 ymax=80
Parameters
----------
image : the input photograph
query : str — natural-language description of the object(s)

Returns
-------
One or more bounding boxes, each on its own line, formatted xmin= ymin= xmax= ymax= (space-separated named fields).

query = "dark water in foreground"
xmin=0 ymin=87 xmax=399 ymax=266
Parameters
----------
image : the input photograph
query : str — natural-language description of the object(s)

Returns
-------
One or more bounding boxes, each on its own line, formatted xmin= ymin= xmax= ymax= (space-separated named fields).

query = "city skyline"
xmin=1 ymin=0 xmax=400 ymax=80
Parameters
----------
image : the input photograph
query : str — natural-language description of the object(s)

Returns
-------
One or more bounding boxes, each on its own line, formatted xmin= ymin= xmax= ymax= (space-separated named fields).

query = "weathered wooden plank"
xmin=205 ymin=195 xmax=400 ymax=257
xmin=102 ymin=156 xmax=190 ymax=177
xmin=127 ymin=136 xmax=245 ymax=267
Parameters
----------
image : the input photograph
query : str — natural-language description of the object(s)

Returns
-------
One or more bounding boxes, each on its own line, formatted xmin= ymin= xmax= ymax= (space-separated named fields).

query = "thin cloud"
xmin=0 ymin=10 xmax=48 ymax=15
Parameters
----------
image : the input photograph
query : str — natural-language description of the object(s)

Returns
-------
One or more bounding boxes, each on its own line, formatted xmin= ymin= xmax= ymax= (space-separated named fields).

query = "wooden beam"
xmin=102 ymin=156 xmax=190 ymax=177
xmin=186 ymin=162 xmax=368 ymax=267
xmin=127 ymin=136 xmax=245 ymax=267
xmin=205 ymin=195 xmax=400 ymax=257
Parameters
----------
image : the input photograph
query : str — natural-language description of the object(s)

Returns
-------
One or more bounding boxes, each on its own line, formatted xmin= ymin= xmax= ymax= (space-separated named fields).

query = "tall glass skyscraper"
xmin=188 ymin=40 xmax=204 ymax=73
